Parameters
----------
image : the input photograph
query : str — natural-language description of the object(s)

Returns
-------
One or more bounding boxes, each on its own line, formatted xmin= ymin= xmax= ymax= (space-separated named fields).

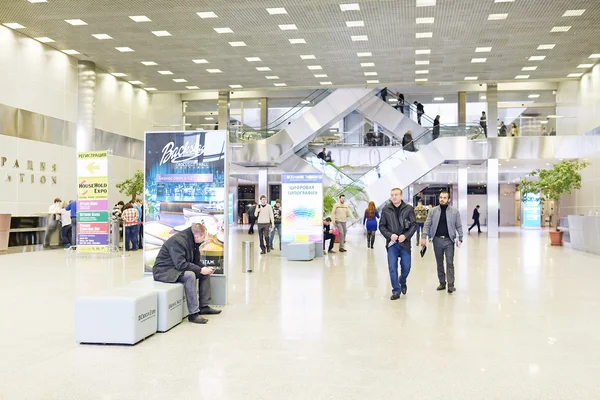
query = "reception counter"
xmin=567 ymin=215 xmax=600 ymax=256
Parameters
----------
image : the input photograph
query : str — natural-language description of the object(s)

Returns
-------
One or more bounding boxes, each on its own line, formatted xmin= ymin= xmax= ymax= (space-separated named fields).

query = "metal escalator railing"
xmin=296 ymin=147 xmax=355 ymax=188
xmin=384 ymin=89 xmax=437 ymax=126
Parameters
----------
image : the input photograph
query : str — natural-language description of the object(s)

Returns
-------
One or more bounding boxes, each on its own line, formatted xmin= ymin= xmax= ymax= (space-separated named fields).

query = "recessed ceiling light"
xmin=537 ymin=44 xmax=555 ymax=50
xmin=434 ymin=97 xmax=444 ymax=101
xmin=528 ymin=94 xmax=540 ymax=98
xmin=207 ymin=69 xmax=222 ymax=73
xmin=197 ymin=12 xmax=218 ymax=18
xmin=340 ymin=3 xmax=360 ymax=11
xmin=3 ymin=23 xmax=26 ymax=29
xmin=62 ymin=49 xmax=80 ymax=55
xmin=475 ymin=47 xmax=492 ymax=52
xmin=360 ymin=62 xmax=375 ymax=67
xmin=416 ymin=32 xmax=433 ymax=38
xmin=112 ymin=73 xmax=127 ymax=77
xmin=129 ymin=15 xmax=152 ymax=22
xmin=301 ymin=101 xmax=311 ymax=104
xmin=152 ymin=30 xmax=172 ymax=37
xmin=416 ymin=70 xmax=429 ymax=74
xmin=307 ymin=65 xmax=323 ymax=70
xmin=144 ymin=87 xmax=157 ymax=91
xmin=480 ymin=95 xmax=487 ymax=100
xmin=173 ymin=78 xmax=187 ymax=83
xmin=65 ymin=19 xmax=87 ymax=26
xmin=551 ymin=26 xmax=571 ymax=32
xmin=357 ymin=52 xmax=372 ymax=57
xmin=256 ymin=67 xmax=271 ymax=71
xmin=415 ymin=49 xmax=431 ymax=54
xmin=351 ymin=35 xmax=368 ymax=41
xmin=35 ymin=37 xmax=55 ymax=43
xmin=562 ymin=9 xmax=585 ymax=17
xmin=472 ymin=58 xmax=487 ymax=63
xmin=289 ymin=38 xmax=306 ymax=44
xmin=515 ymin=75 xmax=530 ymax=79
xmin=416 ymin=17 xmax=435 ymax=24
xmin=577 ymin=64 xmax=594 ymax=68
xmin=115 ymin=47 xmax=134 ymax=52
xmin=142 ymin=61 xmax=158 ymax=66
xmin=366 ymin=79 xmax=380 ymax=83
xmin=266 ymin=7 xmax=287 ymax=15
xmin=214 ymin=27 xmax=233 ymax=34
xmin=529 ymin=56 xmax=546 ymax=61
xmin=192 ymin=59 xmax=208 ymax=64
xmin=300 ymin=55 xmax=316 ymax=60
xmin=186 ymin=86 xmax=200 ymax=89
xmin=229 ymin=41 xmax=246 ymax=47
xmin=589 ymin=54 xmax=600 ymax=59
xmin=314 ymin=74 xmax=328 ymax=78
xmin=279 ymin=24 xmax=297 ymax=31
xmin=265 ymin=76 xmax=279 ymax=79
xmin=27 ymin=0 xmax=47 ymax=3
xmin=320 ymin=81 xmax=333 ymax=85
xmin=522 ymin=66 xmax=537 ymax=71
xmin=158 ymin=71 xmax=173 ymax=75
xmin=488 ymin=14 xmax=508 ymax=20
xmin=274 ymin=83 xmax=287 ymax=87
xmin=364 ymin=71 xmax=378 ymax=76
xmin=568 ymin=73 xmax=583 ymax=77
xmin=230 ymin=84 xmax=243 ymax=88
xmin=129 ymin=81 xmax=143 ymax=85
xmin=416 ymin=0 xmax=436 ymax=6
xmin=205 ymin=117 xmax=214 ymax=121
xmin=92 ymin=34 xmax=113 ymax=40
xmin=346 ymin=20 xmax=365 ymax=27
xmin=415 ymin=78 xmax=428 ymax=82
xmin=464 ymin=76 xmax=478 ymax=80
xmin=245 ymin=57 xmax=261 ymax=62
xmin=415 ymin=60 xmax=430 ymax=65
xmin=494 ymin=0 xmax=514 ymax=2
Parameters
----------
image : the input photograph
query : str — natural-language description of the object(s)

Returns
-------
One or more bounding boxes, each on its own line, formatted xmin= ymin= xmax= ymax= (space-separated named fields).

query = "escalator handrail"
xmin=264 ymin=89 xmax=326 ymax=129
xmin=384 ymin=89 xmax=437 ymax=125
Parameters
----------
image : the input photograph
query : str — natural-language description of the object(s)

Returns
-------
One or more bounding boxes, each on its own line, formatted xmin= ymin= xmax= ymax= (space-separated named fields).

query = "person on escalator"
xmin=326 ymin=150 xmax=333 ymax=163
xmin=317 ymin=148 xmax=327 ymax=161
xmin=480 ymin=111 xmax=488 ymax=137
xmin=379 ymin=87 xmax=388 ymax=102
xmin=395 ymin=93 xmax=405 ymax=114
xmin=366 ymin=130 xmax=375 ymax=146
xmin=414 ymin=101 xmax=425 ymax=125
xmin=402 ymin=130 xmax=416 ymax=152
xmin=433 ymin=115 xmax=441 ymax=140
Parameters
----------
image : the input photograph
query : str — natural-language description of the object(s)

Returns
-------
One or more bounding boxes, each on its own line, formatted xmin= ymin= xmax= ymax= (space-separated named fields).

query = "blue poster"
xmin=522 ymin=192 xmax=541 ymax=228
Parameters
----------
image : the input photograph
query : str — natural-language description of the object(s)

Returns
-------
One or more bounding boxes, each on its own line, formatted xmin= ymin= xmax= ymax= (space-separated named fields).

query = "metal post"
xmin=122 ymin=223 xmax=127 ymax=256
xmin=242 ymin=241 xmax=254 ymax=272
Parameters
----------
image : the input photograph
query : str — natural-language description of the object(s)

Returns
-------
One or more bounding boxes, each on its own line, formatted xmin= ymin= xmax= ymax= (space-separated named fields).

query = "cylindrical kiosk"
xmin=242 ymin=241 xmax=254 ymax=273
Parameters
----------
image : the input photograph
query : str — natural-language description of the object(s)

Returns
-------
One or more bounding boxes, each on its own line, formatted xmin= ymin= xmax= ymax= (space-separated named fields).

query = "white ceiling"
xmin=1 ymin=0 xmax=598 ymax=91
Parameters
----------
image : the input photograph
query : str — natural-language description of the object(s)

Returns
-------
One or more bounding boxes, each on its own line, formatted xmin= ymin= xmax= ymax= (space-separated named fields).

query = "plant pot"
xmin=549 ymin=231 xmax=563 ymax=246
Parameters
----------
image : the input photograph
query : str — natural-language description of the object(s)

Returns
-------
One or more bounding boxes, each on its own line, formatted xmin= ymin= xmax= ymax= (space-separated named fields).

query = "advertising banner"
xmin=522 ymin=192 xmax=541 ymax=229
xmin=77 ymin=151 xmax=109 ymax=252
xmin=144 ymin=131 xmax=226 ymax=275
xmin=281 ymin=173 xmax=323 ymax=244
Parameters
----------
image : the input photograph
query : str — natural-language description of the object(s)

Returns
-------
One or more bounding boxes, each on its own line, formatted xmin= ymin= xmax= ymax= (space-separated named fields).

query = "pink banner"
xmin=79 ymin=200 xmax=109 ymax=211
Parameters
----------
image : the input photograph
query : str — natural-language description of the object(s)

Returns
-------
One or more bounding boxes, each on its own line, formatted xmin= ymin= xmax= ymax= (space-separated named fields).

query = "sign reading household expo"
xmin=281 ymin=173 xmax=323 ymax=245
xmin=77 ymin=151 xmax=110 ymax=252
xmin=522 ymin=192 xmax=541 ymax=229
xmin=144 ymin=131 xmax=226 ymax=276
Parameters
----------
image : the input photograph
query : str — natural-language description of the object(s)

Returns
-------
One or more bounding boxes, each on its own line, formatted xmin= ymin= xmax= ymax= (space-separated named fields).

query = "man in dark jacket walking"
xmin=247 ymin=202 xmax=257 ymax=234
xmin=468 ymin=205 xmax=482 ymax=233
xmin=153 ymin=223 xmax=222 ymax=324
xmin=379 ymin=188 xmax=417 ymax=300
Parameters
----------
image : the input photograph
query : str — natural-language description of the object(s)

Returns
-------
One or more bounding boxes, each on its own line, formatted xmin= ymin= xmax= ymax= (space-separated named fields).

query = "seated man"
xmin=152 ymin=223 xmax=221 ymax=324
xmin=323 ymin=217 xmax=336 ymax=254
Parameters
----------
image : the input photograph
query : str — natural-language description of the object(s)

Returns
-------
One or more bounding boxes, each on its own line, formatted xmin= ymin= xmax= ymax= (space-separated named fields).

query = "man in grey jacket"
xmin=153 ymin=223 xmax=222 ymax=324
xmin=421 ymin=192 xmax=463 ymax=294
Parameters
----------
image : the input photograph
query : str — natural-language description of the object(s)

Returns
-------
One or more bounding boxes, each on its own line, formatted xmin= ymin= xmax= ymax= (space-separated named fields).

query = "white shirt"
xmin=61 ymin=209 xmax=71 ymax=226
xmin=48 ymin=202 xmax=62 ymax=215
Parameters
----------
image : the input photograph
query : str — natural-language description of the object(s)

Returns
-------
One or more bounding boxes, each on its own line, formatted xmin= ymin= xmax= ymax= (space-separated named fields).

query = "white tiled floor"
xmin=1 ymin=226 xmax=600 ymax=399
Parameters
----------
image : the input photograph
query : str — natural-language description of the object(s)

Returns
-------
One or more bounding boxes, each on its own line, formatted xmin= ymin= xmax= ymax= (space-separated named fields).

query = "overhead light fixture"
xmin=192 ymin=59 xmax=209 ymax=64
xmin=314 ymin=74 xmax=328 ymax=78
xmin=480 ymin=95 xmax=487 ymax=100
xmin=158 ymin=70 xmax=173 ymax=75
xmin=35 ymin=37 xmax=55 ymax=43
xmin=197 ymin=12 xmax=218 ymax=18
xmin=364 ymin=71 xmax=378 ymax=76
xmin=434 ymin=97 xmax=444 ymax=101
xmin=416 ymin=0 xmax=436 ymax=6
xmin=229 ymin=41 xmax=246 ymax=47
xmin=551 ymin=26 xmax=571 ymax=32
xmin=207 ymin=69 xmax=222 ymax=73
xmin=415 ymin=60 xmax=430 ymax=65
xmin=515 ymin=75 xmax=530 ymax=79
xmin=142 ymin=61 xmax=158 ymax=66
xmin=416 ymin=70 xmax=429 ymax=74
xmin=415 ymin=49 xmax=431 ymax=54
xmin=416 ymin=32 xmax=433 ymax=38
xmin=229 ymin=84 xmax=243 ymax=88
xmin=529 ymin=55 xmax=546 ymax=61
xmin=567 ymin=73 xmax=583 ymax=77
xmin=144 ymin=87 xmax=157 ymax=91
xmin=112 ymin=73 xmax=127 ymax=77
xmin=346 ymin=20 xmax=365 ymax=27
xmin=256 ymin=67 xmax=271 ymax=71
xmin=320 ymin=81 xmax=333 ymax=85
xmin=307 ymin=65 xmax=323 ymax=70
xmin=494 ymin=0 xmax=514 ymax=2
xmin=357 ymin=52 xmax=372 ymax=57
xmin=340 ymin=3 xmax=360 ymax=11
xmin=366 ymin=79 xmax=380 ymax=83
xmin=245 ymin=57 xmax=261 ymax=62
xmin=528 ymin=94 xmax=540 ymax=98
xmin=266 ymin=7 xmax=287 ymax=15
xmin=464 ymin=76 xmax=478 ymax=80
xmin=205 ymin=117 xmax=214 ymax=121
xmin=214 ymin=27 xmax=233 ymax=34
xmin=62 ymin=49 xmax=80 ymax=55
xmin=589 ymin=54 xmax=600 ymax=59
xmin=278 ymin=24 xmax=297 ymax=30
xmin=173 ymin=78 xmax=187 ymax=83
xmin=92 ymin=33 xmax=113 ymax=40
xmin=129 ymin=15 xmax=152 ymax=22
xmin=562 ymin=9 xmax=585 ymax=17
xmin=577 ymin=64 xmax=594 ymax=68
xmin=475 ymin=47 xmax=492 ymax=52
xmin=415 ymin=78 xmax=428 ymax=82
xmin=27 ymin=0 xmax=47 ymax=3
xmin=522 ymin=66 xmax=538 ymax=71
xmin=301 ymin=100 xmax=311 ymax=104
xmin=152 ymin=30 xmax=172 ymax=36
xmin=472 ymin=58 xmax=487 ymax=63
xmin=301 ymin=55 xmax=316 ymax=60
xmin=274 ymin=83 xmax=287 ymax=87
xmin=289 ymin=38 xmax=306 ymax=44
xmin=265 ymin=76 xmax=279 ymax=79
xmin=186 ymin=86 xmax=200 ymax=89
xmin=361 ymin=62 xmax=375 ymax=67
xmin=129 ymin=81 xmax=143 ymax=85
xmin=351 ymin=35 xmax=368 ymax=41
xmin=537 ymin=44 xmax=556 ymax=50
xmin=488 ymin=14 xmax=508 ymax=20
xmin=416 ymin=17 xmax=435 ymax=24
xmin=65 ymin=19 xmax=87 ymax=26
xmin=3 ymin=23 xmax=26 ymax=29
xmin=115 ymin=47 xmax=134 ymax=52
xmin=540 ymin=121 xmax=549 ymax=124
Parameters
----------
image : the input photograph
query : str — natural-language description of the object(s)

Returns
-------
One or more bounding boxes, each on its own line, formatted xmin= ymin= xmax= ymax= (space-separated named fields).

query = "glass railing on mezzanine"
xmin=296 ymin=147 xmax=356 ymax=189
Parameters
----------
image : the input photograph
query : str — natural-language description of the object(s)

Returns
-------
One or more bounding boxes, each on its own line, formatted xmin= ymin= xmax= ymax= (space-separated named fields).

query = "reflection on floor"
xmin=0 ymin=226 xmax=599 ymax=399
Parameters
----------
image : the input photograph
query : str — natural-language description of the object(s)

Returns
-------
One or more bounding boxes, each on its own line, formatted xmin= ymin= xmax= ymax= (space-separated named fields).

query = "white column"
xmin=458 ymin=165 xmax=468 ymax=235
xmin=487 ymin=159 xmax=499 ymax=237
xmin=486 ymin=84 xmax=498 ymax=137
xmin=76 ymin=61 xmax=96 ymax=152
xmin=258 ymin=169 xmax=268 ymax=200
xmin=218 ymin=91 xmax=230 ymax=131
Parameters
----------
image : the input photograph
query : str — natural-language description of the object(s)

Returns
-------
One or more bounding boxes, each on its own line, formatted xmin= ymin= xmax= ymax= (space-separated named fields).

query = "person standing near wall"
xmin=363 ymin=201 xmax=380 ymax=249
xmin=65 ymin=199 xmax=78 ymax=248
xmin=468 ymin=205 xmax=482 ymax=233
xmin=414 ymin=200 xmax=428 ymax=242
xmin=421 ymin=191 xmax=463 ymax=294
xmin=255 ymin=195 xmax=274 ymax=254
xmin=44 ymin=198 xmax=62 ymax=248
xmin=270 ymin=199 xmax=282 ymax=251
xmin=331 ymin=194 xmax=353 ymax=253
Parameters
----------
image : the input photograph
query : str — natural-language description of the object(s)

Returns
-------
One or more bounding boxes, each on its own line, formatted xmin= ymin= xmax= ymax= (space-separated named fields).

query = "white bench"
xmin=75 ymin=288 xmax=157 ymax=345
xmin=126 ymin=278 xmax=184 ymax=332
xmin=286 ymin=242 xmax=316 ymax=261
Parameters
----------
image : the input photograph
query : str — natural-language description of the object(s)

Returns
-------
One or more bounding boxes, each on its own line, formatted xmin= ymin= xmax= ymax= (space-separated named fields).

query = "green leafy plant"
xmin=519 ymin=160 xmax=589 ymax=229
xmin=116 ymin=170 xmax=144 ymax=202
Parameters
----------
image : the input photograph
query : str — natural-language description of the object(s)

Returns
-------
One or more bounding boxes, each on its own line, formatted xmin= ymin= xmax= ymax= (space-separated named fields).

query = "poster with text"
xmin=281 ymin=173 xmax=323 ymax=244
xmin=77 ymin=151 xmax=109 ymax=253
xmin=522 ymin=192 xmax=541 ymax=229
xmin=144 ymin=131 xmax=226 ymax=275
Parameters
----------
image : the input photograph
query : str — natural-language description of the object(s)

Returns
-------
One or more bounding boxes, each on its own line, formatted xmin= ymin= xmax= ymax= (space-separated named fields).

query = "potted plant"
xmin=519 ymin=160 xmax=589 ymax=245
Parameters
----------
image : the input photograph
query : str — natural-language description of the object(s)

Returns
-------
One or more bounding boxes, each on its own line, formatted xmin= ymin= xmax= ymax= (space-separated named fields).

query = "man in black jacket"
xmin=153 ymin=223 xmax=222 ymax=324
xmin=468 ymin=205 xmax=482 ymax=233
xmin=379 ymin=188 xmax=417 ymax=300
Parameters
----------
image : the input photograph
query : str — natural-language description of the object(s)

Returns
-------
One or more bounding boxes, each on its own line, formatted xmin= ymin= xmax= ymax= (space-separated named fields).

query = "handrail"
xmin=384 ymin=89 xmax=437 ymax=126
xmin=265 ymin=89 xmax=328 ymax=129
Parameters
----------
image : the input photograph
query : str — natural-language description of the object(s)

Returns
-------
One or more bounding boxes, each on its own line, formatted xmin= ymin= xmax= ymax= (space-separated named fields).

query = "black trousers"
xmin=248 ymin=218 xmax=256 ymax=234
xmin=469 ymin=219 xmax=481 ymax=232
xmin=323 ymin=233 xmax=335 ymax=251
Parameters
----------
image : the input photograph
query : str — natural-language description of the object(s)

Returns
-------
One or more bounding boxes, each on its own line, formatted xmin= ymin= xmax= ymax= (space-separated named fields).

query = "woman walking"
xmin=363 ymin=201 xmax=380 ymax=249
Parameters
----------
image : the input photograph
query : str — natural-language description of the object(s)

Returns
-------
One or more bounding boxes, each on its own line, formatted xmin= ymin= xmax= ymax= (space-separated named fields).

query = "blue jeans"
xmin=125 ymin=225 xmax=139 ymax=251
xmin=416 ymin=223 xmax=424 ymax=239
xmin=386 ymin=242 xmax=412 ymax=295
xmin=270 ymin=224 xmax=282 ymax=249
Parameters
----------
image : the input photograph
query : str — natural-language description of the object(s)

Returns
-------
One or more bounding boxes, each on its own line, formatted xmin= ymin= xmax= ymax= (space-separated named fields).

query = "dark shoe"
xmin=188 ymin=313 xmax=208 ymax=324
xmin=260 ymin=250 xmax=266 ymax=255
xmin=328 ymin=250 xmax=336 ymax=253
xmin=448 ymin=285 xmax=456 ymax=294
xmin=401 ymin=285 xmax=407 ymax=295
xmin=437 ymin=283 xmax=446 ymax=291
xmin=339 ymin=248 xmax=347 ymax=252
xmin=478 ymin=231 xmax=482 ymax=234
xmin=390 ymin=293 xmax=400 ymax=300
xmin=267 ymin=247 xmax=271 ymax=253
xmin=199 ymin=306 xmax=222 ymax=315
